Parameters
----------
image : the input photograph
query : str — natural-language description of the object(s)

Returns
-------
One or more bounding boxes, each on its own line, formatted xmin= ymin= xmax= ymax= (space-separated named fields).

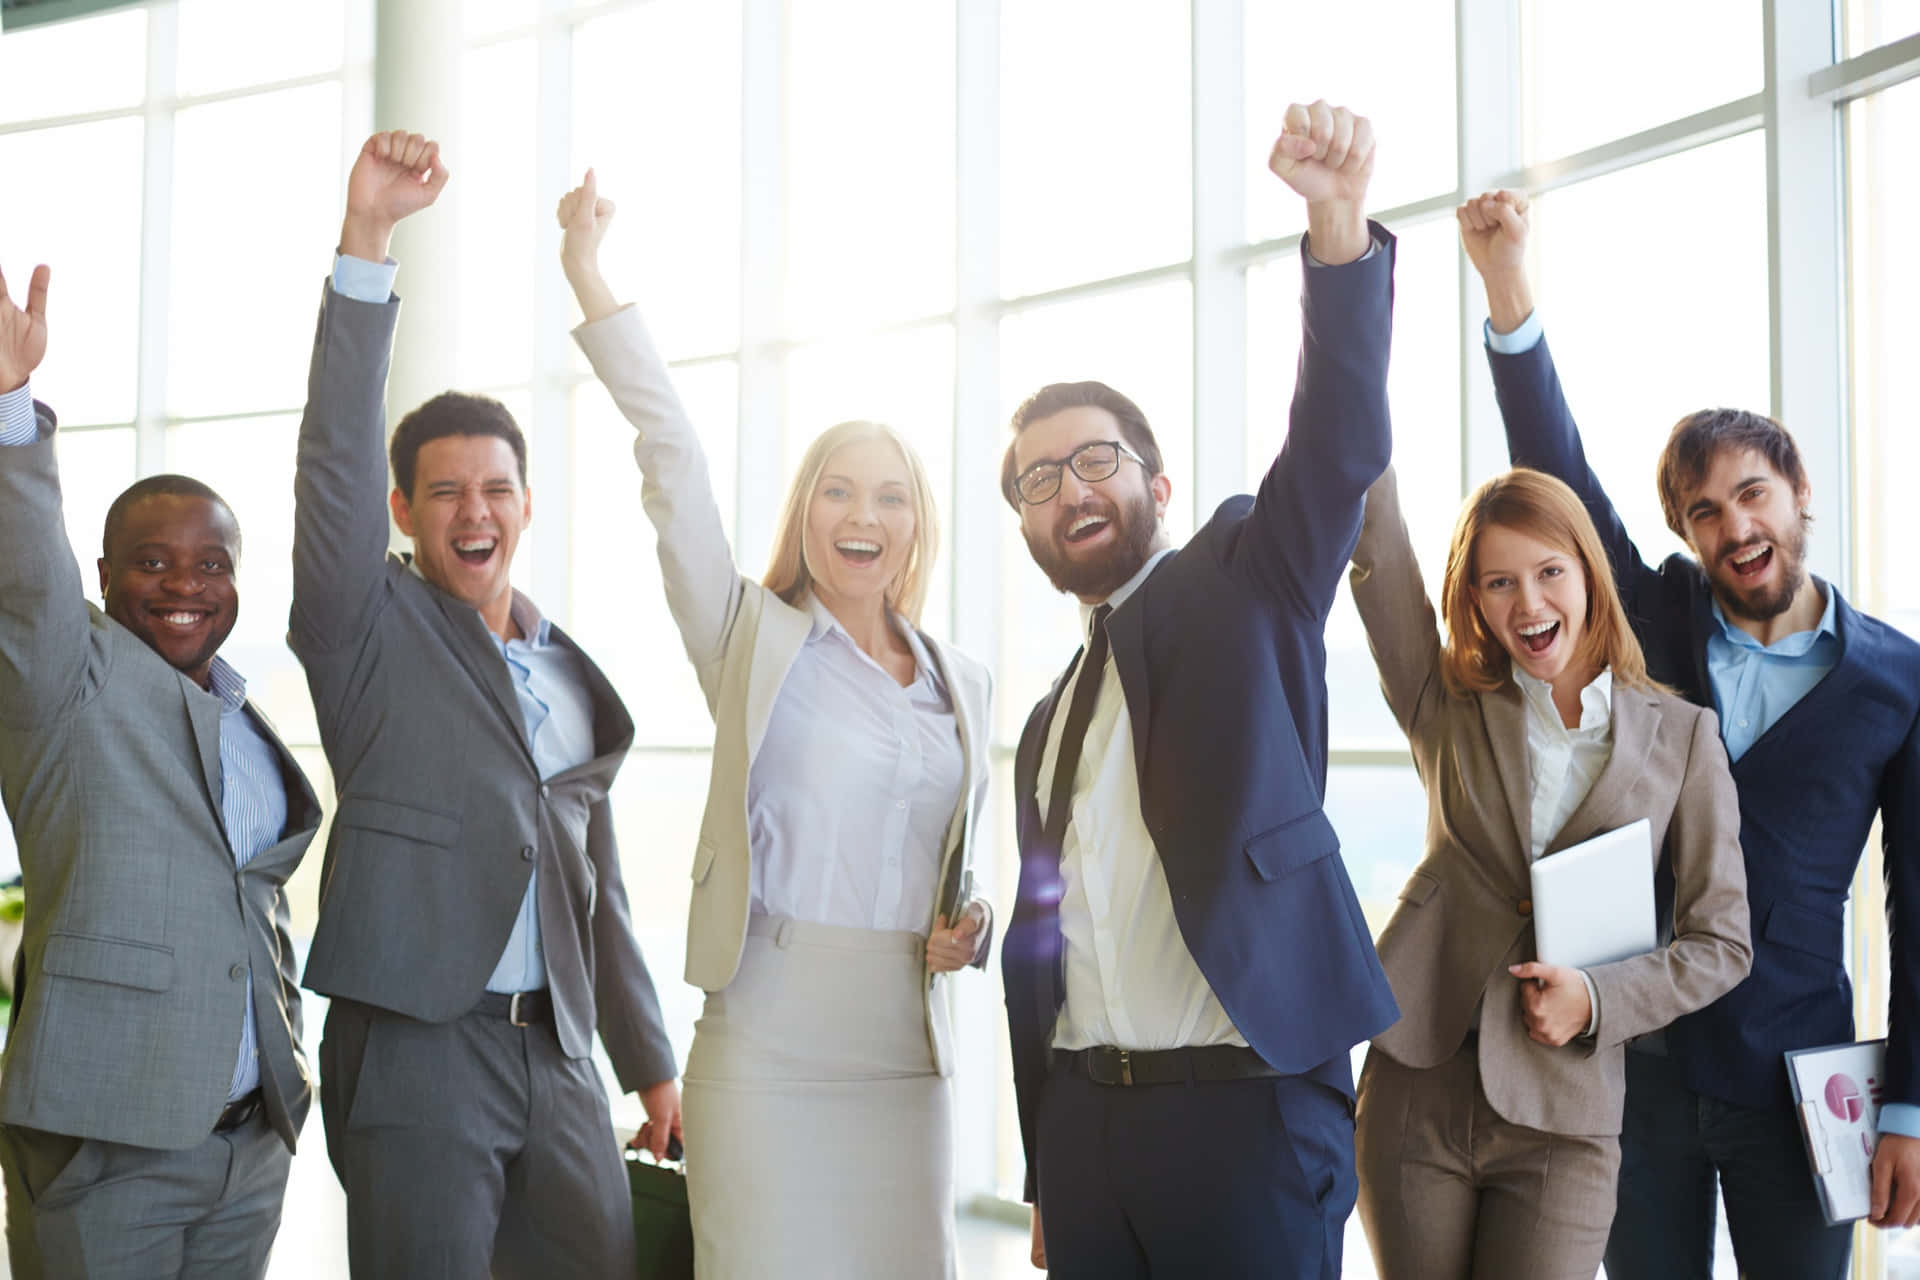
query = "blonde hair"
xmin=1438 ymin=468 xmax=1656 ymax=697
xmin=762 ymin=420 xmax=940 ymax=626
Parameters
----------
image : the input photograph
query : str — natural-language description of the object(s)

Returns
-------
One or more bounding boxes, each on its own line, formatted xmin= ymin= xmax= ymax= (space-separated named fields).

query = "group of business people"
xmin=0 ymin=96 xmax=1916 ymax=1280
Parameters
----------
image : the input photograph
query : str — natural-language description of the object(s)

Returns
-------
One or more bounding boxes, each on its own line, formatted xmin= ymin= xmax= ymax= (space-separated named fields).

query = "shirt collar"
xmin=1078 ymin=546 xmax=1176 ymax=630
xmin=1511 ymin=664 xmax=1612 ymax=733
xmin=802 ymin=593 xmax=941 ymax=691
xmin=404 ymin=558 xmax=550 ymax=647
xmin=1708 ymin=577 xmax=1837 ymax=657
xmin=205 ymin=655 xmax=249 ymax=714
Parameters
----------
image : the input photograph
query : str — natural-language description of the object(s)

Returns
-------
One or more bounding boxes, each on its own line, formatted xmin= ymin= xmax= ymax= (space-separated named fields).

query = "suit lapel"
xmin=1548 ymin=686 xmax=1660 ymax=853
xmin=744 ymin=597 xmax=814 ymax=763
xmin=1480 ymin=683 xmax=1534 ymax=866
xmin=180 ymin=677 xmax=229 ymax=846
xmin=428 ymin=590 xmax=537 ymax=768
xmin=1104 ymin=578 xmax=1153 ymax=782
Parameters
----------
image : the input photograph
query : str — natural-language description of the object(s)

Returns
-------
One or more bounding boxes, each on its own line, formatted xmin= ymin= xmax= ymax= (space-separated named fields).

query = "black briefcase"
xmin=626 ymin=1140 xmax=694 ymax=1280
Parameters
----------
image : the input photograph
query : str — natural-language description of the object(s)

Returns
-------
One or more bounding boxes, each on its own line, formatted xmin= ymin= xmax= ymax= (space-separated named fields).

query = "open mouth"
xmin=1518 ymin=620 xmax=1560 ymax=655
xmin=150 ymin=607 xmax=213 ymax=634
xmin=1729 ymin=543 xmax=1772 ymax=580
xmin=453 ymin=535 xmax=498 ymax=567
xmin=834 ymin=538 xmax=883 ymax=566
xmin=1062 ymin=512 xmax=1111 ymax=546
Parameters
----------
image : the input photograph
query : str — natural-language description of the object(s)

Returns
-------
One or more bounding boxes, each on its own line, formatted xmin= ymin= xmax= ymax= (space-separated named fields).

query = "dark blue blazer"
xmin=1492 ymin=334 xmax=1920 ymax=1110
xmin=1002 ymin=231 xmax=1402 ymax=1200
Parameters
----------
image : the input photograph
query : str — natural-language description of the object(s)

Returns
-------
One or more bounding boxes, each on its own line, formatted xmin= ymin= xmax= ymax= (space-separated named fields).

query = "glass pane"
xmin=165 ymin=414 xmax=318 ymax=746
xmin=569 ymin=366 xmax=738 ymax=749
xmin=0 ymin=6 xmax=146 ymax=122
xmin=1248 ymin=218 xmax=1462 ymax=752
xmin=170 ymin=83 xmax=345 ymax=420
xmin=783 ymin=325 xmax=956 ymax=641
xmin=571 ymin=0 xmax=742 ymax=361
xmin=1528 ymin=132 xmax=1770 ymax=569
xmin=176 ymin=0 xmax=347 ymax=97
xmin=785 ymin=0 xmax=954 ymax=337
xmin=1244 ymin=0 xmax=1457 ymax=240
xmin=996 ymin=280 xmax=1193 ymax=741
xmin=50 ymin=427 xmax=136 ymax=603
xmin=1522 ymin=0 xmax=1762 ymax=161
xmin=1000 ymin=1 xmax=1190 ymax=296
xmin=0 ymin=118 xmax=143 ymax=427
xmin=1849 ymin=77 xmax=1920 ymax=640
xmin=465 ymin=0 xmax=538 ymax=40
xmin=455 ymin=38 xmax=538 ymax=390
xmin=1847 ymin=0 xmax=1920 ymax=54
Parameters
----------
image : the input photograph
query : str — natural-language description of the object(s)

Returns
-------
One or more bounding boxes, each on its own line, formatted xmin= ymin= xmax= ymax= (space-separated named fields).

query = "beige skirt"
xmin=682 ymin=915 xmax=955 ymax=1280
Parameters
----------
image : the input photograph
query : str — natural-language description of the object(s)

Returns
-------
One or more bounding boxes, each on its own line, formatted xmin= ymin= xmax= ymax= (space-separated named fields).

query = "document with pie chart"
xmin=1786 ymin=1039 xmax=1887 ymax=1223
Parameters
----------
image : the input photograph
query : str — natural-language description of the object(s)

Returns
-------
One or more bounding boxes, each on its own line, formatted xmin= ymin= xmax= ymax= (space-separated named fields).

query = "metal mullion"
xmin=1456 ymin=0 xmax=1519 ymax=493
xmin=1494 ymin=93 xmax=1767 ymax=195
xmin=735 ymin=0 xmax=785 ymax=565
xmin=1810 ymin=28 xmax=1920 ymax=103
xmin=133 ymin=0 xmax=177 ymax=477
xmin=533 ymin=0 xmax=576 ymax=613
xmin=1229 ymin=191 xmax=1465 ymax=271
xmin=1189 ymin=0 xmax=1246 ymax=517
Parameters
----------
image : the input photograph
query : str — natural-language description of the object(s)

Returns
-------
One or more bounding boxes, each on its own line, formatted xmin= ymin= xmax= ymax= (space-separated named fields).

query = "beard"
xmin=1022 ymin=486 xmax=1162 ymax=600
xmin=1710 ymin=517 xmax=1811 ymax=623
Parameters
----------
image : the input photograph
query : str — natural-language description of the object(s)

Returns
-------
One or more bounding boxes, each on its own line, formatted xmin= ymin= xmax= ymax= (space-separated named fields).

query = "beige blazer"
xmin=573 ymin=306 xmax=992 ymax=1076
xmin=1348 ymin=468 xmax=1752 ymax=1136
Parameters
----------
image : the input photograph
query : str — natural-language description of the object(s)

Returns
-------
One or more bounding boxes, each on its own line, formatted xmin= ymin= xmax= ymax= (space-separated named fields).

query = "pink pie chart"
xmin=1826 ymin=1073 xmax=1865 ymax=1124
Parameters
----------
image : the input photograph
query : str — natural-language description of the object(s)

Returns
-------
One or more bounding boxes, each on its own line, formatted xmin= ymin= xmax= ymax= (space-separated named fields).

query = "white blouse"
xmin=746 ymin=595 xmax=966 ymax=933
xmin=1512 ymin=667 xmax=1614 ymax=860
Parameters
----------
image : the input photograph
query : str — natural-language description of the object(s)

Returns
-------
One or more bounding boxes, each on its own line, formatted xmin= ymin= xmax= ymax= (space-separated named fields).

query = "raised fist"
xmin=1267 ymin=101 xmax=1375 ymax=208
xmin=556 ymin=169 xmax=617 ymax=269
xmin=346 ymin=131 xmax=450 ymax=232
xmin=1457 ymin=189 xmax=1530 ymax=280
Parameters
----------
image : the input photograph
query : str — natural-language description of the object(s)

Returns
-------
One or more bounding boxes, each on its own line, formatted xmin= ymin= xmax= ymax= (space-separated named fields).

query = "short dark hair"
xmin=1656 ymin=408 xmax=1810 ymax=538
xmin=388 ymin=392 xmax=528 ymax=499
xmin=1001 ymin=381 xmax=1165 ymax=510
xmin=102 ymin=474 xmax=240 ymax=562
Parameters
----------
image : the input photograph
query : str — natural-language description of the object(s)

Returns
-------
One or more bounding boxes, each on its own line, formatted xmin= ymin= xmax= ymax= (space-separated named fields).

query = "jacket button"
xmin=1517 ymin=899 xmax=1533 ymax=917
xmin=540 ymin=783 xmax=551 ymax=798
xmin=520 ymin=846 xmax=535 ymax=862
xmin=229 ymin=963 xmax=246 ymax=981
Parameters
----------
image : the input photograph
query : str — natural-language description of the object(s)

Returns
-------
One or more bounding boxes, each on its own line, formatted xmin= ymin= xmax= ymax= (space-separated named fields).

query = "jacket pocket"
xmin=1398 ymin=870 xmax=1440 ymax=906
xmin=1763 ymin=899 xmax=1842 ymax=962
xmin=1244 ymin=809 xmax=1340 ymax=883
xmin=335 ymin=795 xmax=461 ymax=847
xmin=692 ymin=841 xmax=719 ymax=885
xmin=41 ymin=933 xmax=174 ymax=992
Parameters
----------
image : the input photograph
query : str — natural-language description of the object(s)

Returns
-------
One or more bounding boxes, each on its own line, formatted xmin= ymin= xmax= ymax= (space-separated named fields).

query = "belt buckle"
xmin=509 ymin=991 xmax=531 ymax=1027
xmin=1119 ymin=1050 xmax=1133 ymax=1086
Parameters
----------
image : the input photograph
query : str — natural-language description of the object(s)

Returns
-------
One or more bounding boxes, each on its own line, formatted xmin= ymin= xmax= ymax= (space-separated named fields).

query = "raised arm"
xmin=1460 ymin=190 xmax=1661 ymax=605
xmin=560 ymin=172 xmax=744 ymax=685
xmin=290 ymin=132 xmax=448 ymax=654
xmin=1239 ymin=102 xmax=1395 ymax=618
xmin=1346 ymin=467 xmax=1445 ymax=743
xmin=0 ymin=263 xmax=94 ymax=727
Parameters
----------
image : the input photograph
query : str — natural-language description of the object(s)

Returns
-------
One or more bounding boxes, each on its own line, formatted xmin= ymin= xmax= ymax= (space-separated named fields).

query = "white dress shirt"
xmin=748 ymin=595 xmax=965 ymax=933
xmin=1039 ymin=548 xmax=1249 ymax=1052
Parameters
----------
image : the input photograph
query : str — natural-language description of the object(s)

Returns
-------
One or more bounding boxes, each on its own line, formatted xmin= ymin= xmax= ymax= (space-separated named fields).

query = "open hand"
xmin=0 ymin=263 xmax=49 ymax=394
xmin=1509 ymin=961 xmax=1592 ymax=1047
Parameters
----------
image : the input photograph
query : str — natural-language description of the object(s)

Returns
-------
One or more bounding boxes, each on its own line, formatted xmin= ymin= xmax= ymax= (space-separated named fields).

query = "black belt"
xmin=1053 ymin=1045 xmax=1283 ymax=1087
xmin=471 ymin=989 xmax=553 ymax=1027
xmin=214 ymin=1090 xmax=262 ymax=1133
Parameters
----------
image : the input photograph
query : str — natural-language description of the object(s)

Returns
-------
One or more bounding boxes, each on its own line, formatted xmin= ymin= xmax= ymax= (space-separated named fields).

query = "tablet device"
xmin=1529 ymin=817 xmax=1656 ymax=968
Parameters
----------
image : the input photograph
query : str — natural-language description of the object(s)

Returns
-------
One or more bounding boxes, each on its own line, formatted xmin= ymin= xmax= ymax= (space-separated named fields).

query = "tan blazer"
xmin=1348 ymin=468 xmax=1751 ymax=1136
xmin=573 ymin=306 xmax=992 ymax=1077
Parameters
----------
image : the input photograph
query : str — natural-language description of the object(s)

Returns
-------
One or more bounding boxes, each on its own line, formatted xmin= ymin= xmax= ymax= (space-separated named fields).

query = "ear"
xmin=389 ymin=486 xmax=415 ymax=537
xmin=97 ymin=556 xmax=110 ymax=598
xmin=1149 ymin=471 xmax=1173 ymax=520
xmin=521 ymin=483 xmax=533 ymax=529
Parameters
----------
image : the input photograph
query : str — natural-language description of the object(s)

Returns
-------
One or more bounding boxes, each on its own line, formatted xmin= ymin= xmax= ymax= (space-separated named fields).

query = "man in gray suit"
xmin=293 ymin=131 xmax=680 ymax=1278
xmin=0 ymin=263 xmax=321 ymax=1277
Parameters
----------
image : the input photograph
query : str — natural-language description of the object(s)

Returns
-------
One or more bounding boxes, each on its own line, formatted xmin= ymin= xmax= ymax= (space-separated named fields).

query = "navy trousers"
xmin=1603 ymin=1048 xmax=1851 ymax=1280
xmin=1035 ymin=1063 xmax=1356 ymax=1279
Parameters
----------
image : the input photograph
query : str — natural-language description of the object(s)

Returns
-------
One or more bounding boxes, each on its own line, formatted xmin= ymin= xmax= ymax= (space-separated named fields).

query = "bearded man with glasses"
xmin=999 ymin=100 xmax=1399 ymax=1280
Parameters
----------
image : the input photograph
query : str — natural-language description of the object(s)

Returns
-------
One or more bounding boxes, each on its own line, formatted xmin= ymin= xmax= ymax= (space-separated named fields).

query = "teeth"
xmin=836 ymin=540 xmax=881 ymax=554
xmin=454 ymin=537 xmax=496 ymax=552
xmin=1518 ymin=621 xmax=1556 ymax=637
xmin=1069 ymin=515 xmax=1108 ymax=536
xmin=161 ymin=612 xmax=203 ymax=626
xmin=1733 ymin=545 xmax=1768 ymax=565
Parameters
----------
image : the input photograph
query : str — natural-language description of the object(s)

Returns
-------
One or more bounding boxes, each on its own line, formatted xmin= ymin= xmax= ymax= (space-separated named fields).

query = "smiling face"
xmin=801 ymin=437 xmax=919 ymax=613
xmin=98 ymin=493 xmax=241 ymax=688
xmin=1677 ymin=447 xmax=1812 ymax=625
xmin=390 ymin=434 xmax=531 ymax=631
xmin=1469 ymin=521 xmax=1592 ymax=689
xmin=1012 ymin=404 xmax=1170 ymax=601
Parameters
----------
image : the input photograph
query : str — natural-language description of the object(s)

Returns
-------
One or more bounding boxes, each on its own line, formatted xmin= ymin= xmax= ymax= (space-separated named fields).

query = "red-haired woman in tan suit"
xmin=1347 ymin=465 xmax=1752 ymax=1280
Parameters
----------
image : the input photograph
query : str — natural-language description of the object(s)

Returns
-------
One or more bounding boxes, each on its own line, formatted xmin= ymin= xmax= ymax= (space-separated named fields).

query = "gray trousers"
xmin=0 ymin=1109 xmax=290 ymax=1279
xmin=319 ymin=997 xmax=634 ymax=1280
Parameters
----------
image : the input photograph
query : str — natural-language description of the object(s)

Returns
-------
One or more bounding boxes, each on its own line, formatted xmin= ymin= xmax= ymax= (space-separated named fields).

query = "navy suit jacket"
xmin=1492 ymin=334 xmax=1920 ymax=1110
xmin=1002 ymin=230 xmax=1402 ymax=1200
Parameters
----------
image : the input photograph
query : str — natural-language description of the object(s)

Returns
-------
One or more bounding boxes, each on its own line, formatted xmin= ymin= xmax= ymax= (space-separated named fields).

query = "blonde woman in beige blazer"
xmin=1347 ymin=465 xmax=1751 ymax=1280
xmin=556 ymin=176 xmax=993 ymax=1279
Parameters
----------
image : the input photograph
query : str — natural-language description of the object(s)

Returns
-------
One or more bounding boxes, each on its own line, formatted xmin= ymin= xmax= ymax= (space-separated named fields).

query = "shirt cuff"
xmin=1879 ymin=1102 xmax=1920 ymax=1140
xmin=331 ymin=253 xmax=398 ymax=304
xmin=1484 ymin=309 xmax=1544 ymax=355
xmin=0 ymin=382 xmax=40 ymax=445
xmin=1304 ymin=234 xmax=1385 ymax=269
xmin=1578 ymin=969 xmax=1601 ymax=1039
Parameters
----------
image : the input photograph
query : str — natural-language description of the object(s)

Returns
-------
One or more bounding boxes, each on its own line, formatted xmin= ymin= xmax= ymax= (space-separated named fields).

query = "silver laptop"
xmin=1529 ymin=817 xmax=1657 ymax=969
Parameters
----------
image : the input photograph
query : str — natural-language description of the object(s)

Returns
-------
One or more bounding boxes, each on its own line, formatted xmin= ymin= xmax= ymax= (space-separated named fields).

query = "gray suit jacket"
xmin=1348 ymin=467 xmax=1753 ymax=1136
xmin=291 ymin=284 xmax=675 ymax=1091
xmin=0 ymin=403 xmax=320 ymax=1152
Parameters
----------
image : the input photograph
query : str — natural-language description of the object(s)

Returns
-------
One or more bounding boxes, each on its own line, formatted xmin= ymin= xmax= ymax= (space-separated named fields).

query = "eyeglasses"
xmin=1011 ymin=439 xmax=1148 ymax=506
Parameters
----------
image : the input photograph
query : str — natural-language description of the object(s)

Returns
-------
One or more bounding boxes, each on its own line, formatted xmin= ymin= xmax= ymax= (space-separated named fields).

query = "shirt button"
xmin=1738 ymin=719 xmax=1750 ymax=728
xmin=896 ymin=799 xmax=907 ymax=810
xmin=520 ymin=846 xmax=535 ymax=862
xmin=540 ymin=783 xmax=551 ymax=798
xmin=229 ymin=963 xmax=246 ymax=981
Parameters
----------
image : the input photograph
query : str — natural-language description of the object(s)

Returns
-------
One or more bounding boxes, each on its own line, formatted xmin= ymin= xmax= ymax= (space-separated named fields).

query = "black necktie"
xmin=1042 ymin=605 xmax=1112 ymax=854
